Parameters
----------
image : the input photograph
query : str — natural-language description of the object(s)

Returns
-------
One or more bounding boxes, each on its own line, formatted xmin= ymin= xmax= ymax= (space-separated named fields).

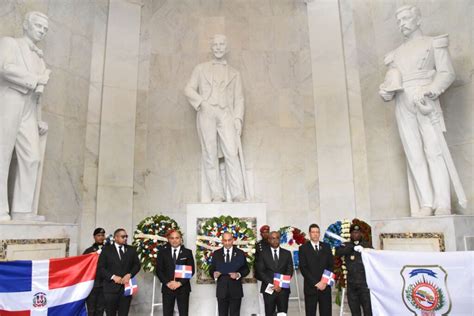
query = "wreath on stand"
xmin=323 ymin=218 xmax=372 ymax=305
xmin=132 ymin=214 xmax=181 ymax=272
xmin=278 ymin=226 xmax=308 ymax=269
xmin=195 ymin=215 xmax=256 ymax=279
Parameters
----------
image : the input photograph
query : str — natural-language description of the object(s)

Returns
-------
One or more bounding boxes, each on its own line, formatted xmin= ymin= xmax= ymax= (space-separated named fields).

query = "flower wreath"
xmin=132 ymin=214 xmax=181 ymax=272
xmin=195 ymin=215 xmax=256 ymax=275
xmin=323 ymin=218 xmax=372 ymax=305
xmin=278 ymin=226 xmax=307 ymax=269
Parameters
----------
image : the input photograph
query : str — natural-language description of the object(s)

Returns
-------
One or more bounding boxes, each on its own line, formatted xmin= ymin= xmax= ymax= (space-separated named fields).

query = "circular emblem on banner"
xmin=32 ymin=292 xmax=47 ymax=308
xmin=411 ymin=283 xmax=439 ymax=311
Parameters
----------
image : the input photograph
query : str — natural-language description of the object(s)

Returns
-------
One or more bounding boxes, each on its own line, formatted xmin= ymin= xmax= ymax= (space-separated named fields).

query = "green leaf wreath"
xmin=195 ymin=215 xmax=256 ymax=275
xmin=132 ymin=214 xmax=181 ymax=272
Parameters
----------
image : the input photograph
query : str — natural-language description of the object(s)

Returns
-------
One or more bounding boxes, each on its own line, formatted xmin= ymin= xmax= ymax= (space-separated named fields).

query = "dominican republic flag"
xmin=321 ymin=269 xmax=335 ymax=287
xmin=123 ymin=277 xmax=138 ymax=296
xmin=273 ymin=273 xmax=291 ymax=289
xmin=362 ymin=250 xmax=474 ymax=315
xmin=174 ymin=265 xmax=193 ymax=279
xmin=0 ymin=253 xmax=98 ymax=315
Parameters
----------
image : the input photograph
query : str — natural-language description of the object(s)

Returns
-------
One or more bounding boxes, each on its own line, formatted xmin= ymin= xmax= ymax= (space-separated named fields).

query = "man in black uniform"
xmin=255 ymin=225 xmax=270 ymax=261
xmin=155 ymin=230 xmax=195 ymax=316
xmin=335 ymin=224 xmax=372 ymax=316
xmin=83 ymin=227 xmax=106 ymax=315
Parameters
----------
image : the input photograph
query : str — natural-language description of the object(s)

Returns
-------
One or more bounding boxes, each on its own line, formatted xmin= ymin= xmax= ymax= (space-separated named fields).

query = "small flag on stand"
xmin=273 ymin=273 xmax=291 ymax=288
xmin=174 ymin=265 xmax=193 ymax=279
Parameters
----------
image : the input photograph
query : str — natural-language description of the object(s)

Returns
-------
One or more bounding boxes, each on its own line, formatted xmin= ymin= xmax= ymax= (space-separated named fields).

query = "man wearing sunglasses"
xmin=98 ymin=228 xmax=140 ymax=315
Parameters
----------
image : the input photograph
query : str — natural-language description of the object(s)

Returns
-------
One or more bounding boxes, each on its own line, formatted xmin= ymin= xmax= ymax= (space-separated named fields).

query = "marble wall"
xmin=133 ymin=0 xmax=319 ymax=233
xmin=339 ymin=0 xmax=473 ymax=218
xmin=0 ymin=0 xmax=104 ymax=223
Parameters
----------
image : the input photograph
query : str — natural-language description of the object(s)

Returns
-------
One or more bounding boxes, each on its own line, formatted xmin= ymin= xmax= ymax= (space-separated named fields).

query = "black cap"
xmin=350 ymin=224 xmax=360 ymax=233
xmin=93 ymin=228 xmax=105 ymax=236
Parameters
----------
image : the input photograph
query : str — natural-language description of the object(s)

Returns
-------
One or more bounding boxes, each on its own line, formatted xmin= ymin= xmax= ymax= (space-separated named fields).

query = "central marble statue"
xmin=185 ymin=34 xmax=247 ymax=203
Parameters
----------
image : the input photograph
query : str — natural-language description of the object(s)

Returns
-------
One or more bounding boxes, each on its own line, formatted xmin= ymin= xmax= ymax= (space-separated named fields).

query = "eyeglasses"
xmin=119 ymin=235 xmax=128 ymax=239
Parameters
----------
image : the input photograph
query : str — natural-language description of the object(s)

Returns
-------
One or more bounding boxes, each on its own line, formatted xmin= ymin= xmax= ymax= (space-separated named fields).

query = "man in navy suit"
xmin=209 ymin=231 xmax=250 ymax=316
xmin=156 ymin=230 xmax=195 ymax=316
xmin=98 ymin=228 xmax=140 ymax=316
xmin=299 ymin=224 xmax=334 ymax=316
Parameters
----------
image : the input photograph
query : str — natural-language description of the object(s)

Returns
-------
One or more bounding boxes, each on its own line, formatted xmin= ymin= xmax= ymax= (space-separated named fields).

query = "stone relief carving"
xmin=185 ymin=34 xmax=249 ymax=203
xmin=0 ymin=11 xmax=51 ymax=221
xmin=379 ymin=5 xmax=466 ymax=216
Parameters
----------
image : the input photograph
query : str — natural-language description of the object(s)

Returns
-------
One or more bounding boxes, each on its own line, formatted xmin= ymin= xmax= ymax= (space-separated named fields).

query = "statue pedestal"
xmin=0 ymin=220 xmax=78 ymax=260
xmin=371 ymin=215 xmax=474 ymax=251
xmin=186 ymin=202 xmax=267 ymax=316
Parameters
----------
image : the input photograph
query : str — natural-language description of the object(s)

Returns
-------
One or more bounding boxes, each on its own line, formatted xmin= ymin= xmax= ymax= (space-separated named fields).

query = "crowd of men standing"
xmin=83 ymin=223 xmax=371 ymax=316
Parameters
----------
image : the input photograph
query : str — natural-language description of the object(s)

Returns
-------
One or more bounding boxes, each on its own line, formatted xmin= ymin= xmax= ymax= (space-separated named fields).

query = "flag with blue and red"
xmin=0 ymin=253 xmax=98 ymax=315
xmin=123 ymin=277 xmax=138 ymax=296
xmin=321 ymin=269 xmax=336 ymax=287
xmin=174 ymin=265 xmax=193 ymax=279
xmin=273 ymin=273 xmax=291 ymax=289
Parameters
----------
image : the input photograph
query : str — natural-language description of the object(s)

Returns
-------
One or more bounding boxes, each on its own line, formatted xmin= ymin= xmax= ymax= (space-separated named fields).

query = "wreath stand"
xmin=150 ymin=276 xmax=163 ymax=315
xmin=339 ymin=287 xmax=346 ymax=316
xmin=288 ymin=269 xmax=303 ymax=315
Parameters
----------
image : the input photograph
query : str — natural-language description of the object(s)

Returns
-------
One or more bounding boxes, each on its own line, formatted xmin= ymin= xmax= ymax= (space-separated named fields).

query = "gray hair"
xmin=23 ymin=11 xmax=49 ymax=31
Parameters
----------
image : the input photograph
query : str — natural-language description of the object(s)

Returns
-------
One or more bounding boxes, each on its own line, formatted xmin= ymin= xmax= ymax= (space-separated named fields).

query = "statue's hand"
xmin=37 ymin=69 xmax=51 ymax=86
xmin=378 ymin=88 xmax=395 ymax=101
xmin=234 ymin=119 xmax=242 ymax=136
xmin=414 ymin=90 xmax=434 ymax=115
xmin=38 ymin=121 xmax=48 ymax=136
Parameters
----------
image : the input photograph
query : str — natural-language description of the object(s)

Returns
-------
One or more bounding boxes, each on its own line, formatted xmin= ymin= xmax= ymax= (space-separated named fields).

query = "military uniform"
xmin=382 ymin=34 xmax=455 ymax=213
xmin=336 ymin=238 xmax=372 ymax=315
xmin=255 ymin=239 xmax=270 ymax=262
xmin=83 ymin=239 xmax=105 ymax=315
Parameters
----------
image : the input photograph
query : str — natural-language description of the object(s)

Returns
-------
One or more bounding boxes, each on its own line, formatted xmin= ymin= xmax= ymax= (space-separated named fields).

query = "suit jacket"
xmin=209 ymin=246 xmax=250 ymax=299
xmin=83 ymin=243 xmax=104 ymax=288
xmin=256 ymin=247 xmax=294 ymax=294
xmin=98 ymin=243 xmax=141 ymax=293
xmin=298 ymin=241 xmax=333 ymax=296
xmin=0 ymin=37 xmax=45 ymax=96
xmin=155 ymin=243 xmax=195 ymax=295
xmin=184 ymin=61 xmax=244 ymax=122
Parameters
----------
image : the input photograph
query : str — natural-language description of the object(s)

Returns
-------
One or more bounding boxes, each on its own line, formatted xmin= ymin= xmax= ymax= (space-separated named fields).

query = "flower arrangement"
xmin=323 ymin=218 xmax=372 ymax=305
xmin=278 ymin=226 xmax=308 ymax=269
xmin=132 ymin=214 xmax=181 ymax=272
xmin=195 ymin=215 xmax=256 ymax=275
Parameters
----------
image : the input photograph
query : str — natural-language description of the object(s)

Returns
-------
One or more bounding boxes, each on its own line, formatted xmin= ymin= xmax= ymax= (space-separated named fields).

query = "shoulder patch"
xmin=433 ymin=34 xmax=449 ymax=48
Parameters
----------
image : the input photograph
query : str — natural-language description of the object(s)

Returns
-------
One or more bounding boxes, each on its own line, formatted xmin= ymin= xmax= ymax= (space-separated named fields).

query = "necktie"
xmin=173 ymin=249 xmax=177 ymax=263
xmin=119 ymin=246 xmax=125 ymax=260
xmin=226 ymin=249 xmax=230 ymax=263
xmin=273 ymin=249 xmax=279 ymax=266
xmin=314 ymin=244 xmax=319 ymax=253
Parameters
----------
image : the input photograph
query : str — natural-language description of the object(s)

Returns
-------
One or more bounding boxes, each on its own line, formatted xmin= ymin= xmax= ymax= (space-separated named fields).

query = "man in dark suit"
xmin=209 ymin=231 xmax=250 ymax=316
xmin=98 ymin=228 xmax=141 ymax=316
xmin=256 ymin=231 xmax=294 ymax=316
xmin=83 ymin=227 xmax=106 ymax=315
xmin=155 ymin=230 xmax=195 ymax=316
xmin=299 ymin=223 xmax=334 ymax=316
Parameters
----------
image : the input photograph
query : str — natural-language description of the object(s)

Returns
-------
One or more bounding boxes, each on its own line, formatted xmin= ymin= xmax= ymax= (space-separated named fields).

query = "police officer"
xmin=335 ymin=224 xmax=372 ymax=316
xmin=83 ymin=227 xmax=106 ymax=315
